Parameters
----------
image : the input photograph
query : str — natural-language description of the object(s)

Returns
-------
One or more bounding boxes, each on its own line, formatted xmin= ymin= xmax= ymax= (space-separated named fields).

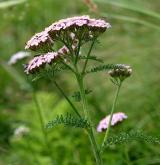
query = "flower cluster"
xmin=25 ymin=15 xmax=111 ymax=51
xmin=24 ymin=52 xmax=58 ymax=74
xmin=25 ymin=31 xmax=54 ymax=51
xmin=97 ymin=112 xmax=127 ymax=132
xmin=24 ymin=16 xmax=111 ymax=74
xmin=108 ymin=64 xmax=132 ymax=81
xmin=25 ymin=40 xmax=78 ymax=74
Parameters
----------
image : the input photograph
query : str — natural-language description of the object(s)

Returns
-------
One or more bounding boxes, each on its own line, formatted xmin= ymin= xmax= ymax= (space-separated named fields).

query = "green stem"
xmin=82 ymin=39 xmax=96 ymax=74
xmin=32 ymin=92 xmax=54 ymax=162
xmin=76 ymin=75 xmax=102 ymax=165
xmin=101 ymin=82 xmax=122 ymax=151
xmin=53 ymin=80 xmax=81 ymax=118
xmin=75 ymin=36 xmax=82 ymax=65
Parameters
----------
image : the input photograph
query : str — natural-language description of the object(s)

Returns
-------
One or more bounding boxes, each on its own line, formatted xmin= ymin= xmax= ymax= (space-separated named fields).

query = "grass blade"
xmin=0 ymin=0 xmax=26 ymax=9
xmin=101 ymin=13 xmax=160 ymax=31
xmin=94 ymin=0 xmax=160 ymax=20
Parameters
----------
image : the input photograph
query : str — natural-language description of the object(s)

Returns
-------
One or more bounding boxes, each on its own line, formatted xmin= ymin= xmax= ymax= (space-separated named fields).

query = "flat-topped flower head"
xmin=24 ymin=52 xmax=58 ymax=74
xmin=47 ymin=15 xmax=110 ymax=32
xmin=47 ymin=15 xmax=111 ymax=42
xmin=25 ymin=16 xmax=111 ymax=52
xmin=108 ymin=64 xmax=132 ymax=81
xmin=8 ymin=51 xmax=31 ymax=65
xmin=25 ymin=31 xmax=54 ymax=51
xmin=97 ymin=112 xmax=128 ymax=132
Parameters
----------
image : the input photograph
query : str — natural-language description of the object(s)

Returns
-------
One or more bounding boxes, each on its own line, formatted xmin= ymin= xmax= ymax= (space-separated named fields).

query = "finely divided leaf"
xmin=46 ymin=114 xmax=90 ymax=129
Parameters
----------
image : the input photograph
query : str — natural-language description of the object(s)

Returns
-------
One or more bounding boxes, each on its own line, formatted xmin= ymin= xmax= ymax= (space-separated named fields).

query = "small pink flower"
xmin=25 ymin=31 xmax=54 ymax=51
xmin=88 ymin=18 xmax=111 ymax=29
xmin=58 ymin=46 xmax=69 ymax=55
xmin=25 ymin=52 xmax=58 ymax=74
xmin=97 ymin=112 xmax=128 ymax=132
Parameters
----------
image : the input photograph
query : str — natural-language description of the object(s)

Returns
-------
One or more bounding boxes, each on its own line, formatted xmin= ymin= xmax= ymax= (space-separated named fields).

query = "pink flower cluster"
xmin=24 ymin=16 xmax=111 ymax=74
xmin=25 ymin=35 xmax=78 ymax=74
xmin=24 ymin=52 xmax=58 ymax=74
xmin=25 ymin=31 xmax=54 ymax=51
xmin=25 ymin=15 xmax=111 ymax=51
xmin=46 ymin=15 xmax=110 ymax=35
xmin=97 ymin=112 xmax=128 ymax=132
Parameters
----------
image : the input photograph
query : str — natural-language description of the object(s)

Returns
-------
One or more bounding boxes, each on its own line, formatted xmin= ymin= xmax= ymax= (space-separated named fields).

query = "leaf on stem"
xmin=85 ymin=64 xmax=125 ymax=74
xmin=103 ymin=130 xmax=160 ymax=148
xmin=46 ymin=113 xmax=90 ymax=129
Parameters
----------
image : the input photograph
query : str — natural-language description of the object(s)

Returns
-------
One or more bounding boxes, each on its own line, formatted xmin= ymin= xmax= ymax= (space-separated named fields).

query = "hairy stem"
xmin=101 ymin=82 xmax=122 ymax=152
xmin=76 ymin=75 xmax=102 ymax=165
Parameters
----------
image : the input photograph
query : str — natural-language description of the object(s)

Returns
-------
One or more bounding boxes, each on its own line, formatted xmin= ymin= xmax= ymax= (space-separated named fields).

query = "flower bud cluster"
xmin=108 ymin=65 xmax=132 ymax=81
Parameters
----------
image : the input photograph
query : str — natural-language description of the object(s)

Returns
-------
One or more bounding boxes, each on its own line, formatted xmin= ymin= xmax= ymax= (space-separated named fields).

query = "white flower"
xmin=14 ymin=125 xmax=30 ymax=138
xmin=8 ymin=51 xmax=31 ymax=65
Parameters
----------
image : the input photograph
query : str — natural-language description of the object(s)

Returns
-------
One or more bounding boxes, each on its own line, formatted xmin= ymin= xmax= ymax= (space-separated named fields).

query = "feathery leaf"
xmin=104 ymin=130 xmax=160 ymax=148
xmin=85 ymin=64 xmax=126 ymax=74
xmin=46 ymin=114 xmax=90 ymax=129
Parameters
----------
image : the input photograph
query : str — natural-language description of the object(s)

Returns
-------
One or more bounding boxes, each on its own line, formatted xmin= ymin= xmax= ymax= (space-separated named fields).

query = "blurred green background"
xmin=0 ymin=0 xmax=160 ymax=164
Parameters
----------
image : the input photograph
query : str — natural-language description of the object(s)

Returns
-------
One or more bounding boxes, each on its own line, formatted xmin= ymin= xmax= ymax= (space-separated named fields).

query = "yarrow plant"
xmin=24 ymin=15 xmax=132 ymax=164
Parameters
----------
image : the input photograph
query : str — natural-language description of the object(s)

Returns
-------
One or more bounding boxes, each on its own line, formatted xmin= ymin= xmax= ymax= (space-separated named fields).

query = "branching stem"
xmin=58 ymin=35 xmax=102 ymax=164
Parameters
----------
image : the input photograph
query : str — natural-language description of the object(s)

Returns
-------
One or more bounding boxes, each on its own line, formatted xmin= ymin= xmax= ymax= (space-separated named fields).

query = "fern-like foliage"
xmin=104 ymin=130 xmax=160 ymax=148
xmin=72 ymin=89 xmax=92 ymax=102
xmin=46 ymin=113 xmax=90 ymax=129
xmin=85 ymin=64 xmax=127 ymax=74
xmin=80 ymin=56 xmax=103 ymax=63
